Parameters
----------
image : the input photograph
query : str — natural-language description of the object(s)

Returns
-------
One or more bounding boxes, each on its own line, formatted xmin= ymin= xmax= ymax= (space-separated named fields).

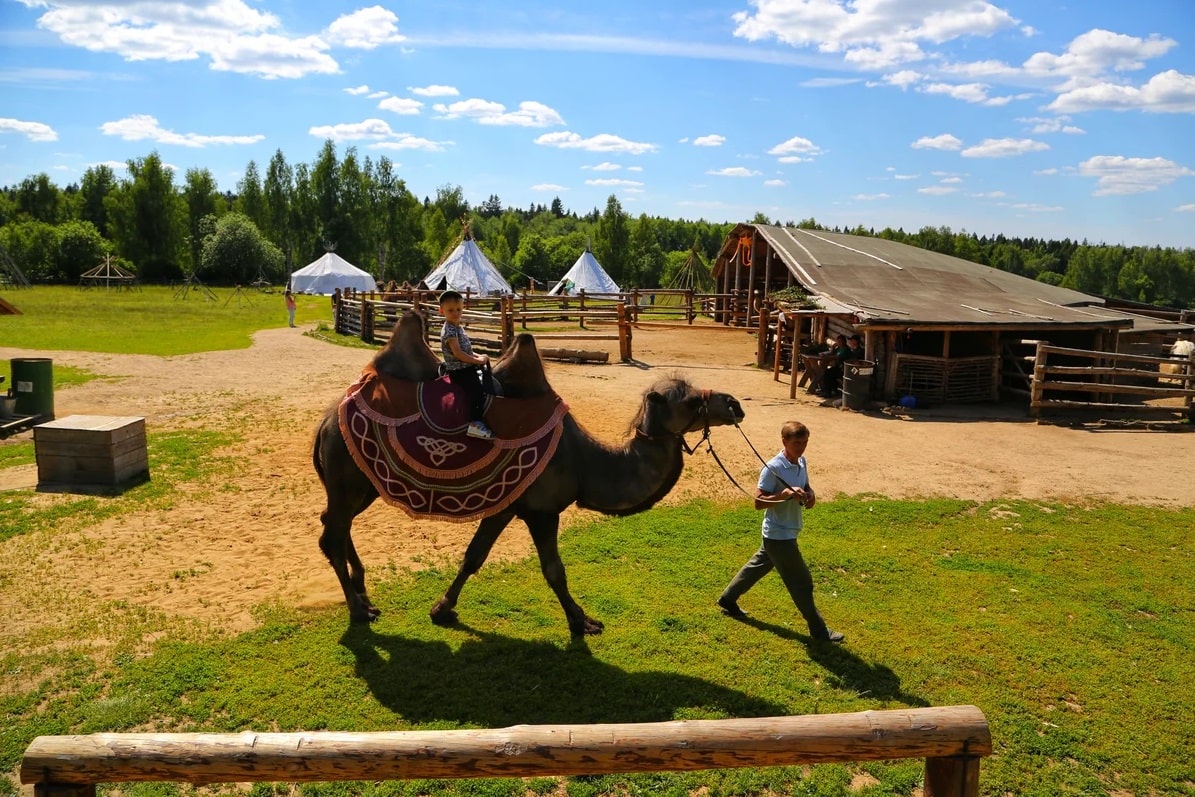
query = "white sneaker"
xmin=466 ymin=421 xmax=494 ymax=439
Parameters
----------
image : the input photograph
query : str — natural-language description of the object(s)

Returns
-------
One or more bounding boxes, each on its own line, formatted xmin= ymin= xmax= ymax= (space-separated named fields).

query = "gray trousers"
xmin=720 ymin=537 xmax=830 ymax=639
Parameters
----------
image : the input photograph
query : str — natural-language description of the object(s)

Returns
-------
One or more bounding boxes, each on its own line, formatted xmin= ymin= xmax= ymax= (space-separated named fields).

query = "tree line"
xmin=1 ymin=141 xmax=1192 ymax=310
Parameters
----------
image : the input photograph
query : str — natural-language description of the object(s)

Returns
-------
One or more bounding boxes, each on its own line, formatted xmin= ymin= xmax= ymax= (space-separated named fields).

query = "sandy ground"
xmin=1 ymin=323 xmax=1191 ymax=637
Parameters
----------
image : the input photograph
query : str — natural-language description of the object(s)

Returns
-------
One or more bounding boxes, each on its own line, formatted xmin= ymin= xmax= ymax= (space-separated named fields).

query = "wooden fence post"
xmin=359 ymin=299 xmax=373 ymax=344
xmin=617 ymin=303 xmax=631 ymax=362
xmin=925 ymin=754 xmax=983 ymax=797
xmin=1030 ymin=342 xmax=1047 ymax=416
xmin=756 ymin=306 xmax=769 ymax=368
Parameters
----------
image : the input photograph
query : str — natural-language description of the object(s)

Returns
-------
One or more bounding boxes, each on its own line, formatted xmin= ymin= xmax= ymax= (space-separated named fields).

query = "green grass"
xmin=2 ymin=498 xmax=1192 ymax=796
xmin=0 ymin=286 xmax=328 ymax=355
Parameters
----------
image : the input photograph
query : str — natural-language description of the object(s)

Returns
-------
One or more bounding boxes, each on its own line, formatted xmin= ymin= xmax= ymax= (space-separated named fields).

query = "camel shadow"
xmin=732 ymin=616 xmax=929 ymax=708
xmin=339 ymin=624 xmax=789 ymax=727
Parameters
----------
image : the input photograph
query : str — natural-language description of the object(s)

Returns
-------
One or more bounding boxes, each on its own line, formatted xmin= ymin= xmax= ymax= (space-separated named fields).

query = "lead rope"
xmin=697 ymin=420 xmax=792 ymax=505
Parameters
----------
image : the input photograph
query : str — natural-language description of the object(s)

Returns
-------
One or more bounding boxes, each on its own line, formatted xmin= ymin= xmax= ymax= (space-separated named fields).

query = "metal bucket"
xmin=842 ymin=359 xmax=875 ymax=410
xmin=11 ymin=357 xmax=54 ymax=418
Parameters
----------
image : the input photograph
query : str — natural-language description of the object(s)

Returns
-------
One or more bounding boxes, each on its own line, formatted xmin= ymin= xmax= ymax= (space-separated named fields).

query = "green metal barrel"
xmin=841 ymin=359 xmax=875 ymax=411
xmin=10 ymin=357 xmax=54 ymax=418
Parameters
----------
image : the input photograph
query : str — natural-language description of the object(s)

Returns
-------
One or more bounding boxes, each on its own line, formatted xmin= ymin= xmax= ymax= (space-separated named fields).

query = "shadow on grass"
xmin=340 ymin=623 xmax=789 ymax=727
xmin=735 ymin=616 xmax=929 ymax=708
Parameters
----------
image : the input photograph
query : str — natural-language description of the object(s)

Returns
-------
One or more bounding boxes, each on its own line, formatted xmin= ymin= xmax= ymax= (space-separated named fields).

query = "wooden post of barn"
xmin=773 ymin=311 xmax=786 ymax=381
xmin=789 ymin=322 xmax=802 ymax=399
xmin=756 ymin=306 xmax=770 ymax=368
xmin=617 ymin=303 xmax=631 ymax=362
xmin=1030 ymin=342 xmax=1047 ymax=417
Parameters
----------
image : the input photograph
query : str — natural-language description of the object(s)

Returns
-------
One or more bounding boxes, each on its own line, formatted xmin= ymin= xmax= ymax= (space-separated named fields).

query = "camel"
xmin=313 ymin=310 xmax=745 ymax=637
xmin=1159 ymin=338 xmax=1194 ymax=386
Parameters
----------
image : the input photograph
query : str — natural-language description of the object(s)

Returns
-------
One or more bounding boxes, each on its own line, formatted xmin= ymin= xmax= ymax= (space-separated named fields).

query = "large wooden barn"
xmin=712 ymin=224 xmax=1193 ymax=405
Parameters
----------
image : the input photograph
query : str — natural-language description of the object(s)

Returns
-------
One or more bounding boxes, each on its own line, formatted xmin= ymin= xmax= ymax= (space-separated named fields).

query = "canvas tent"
xmin=290 ymin=252 xmax=376 ymax=295
xmin=422 ymin=235 xmax=512 ymax=296
xmin=549 ymin=248 xmax=620 ymax=296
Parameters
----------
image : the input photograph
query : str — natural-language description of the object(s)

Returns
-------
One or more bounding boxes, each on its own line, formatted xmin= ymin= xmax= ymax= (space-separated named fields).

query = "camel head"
xmin=371 ymin=309 xmax=440 ymax=381
xmin=631 ymin=376 xmax=745 ymax=441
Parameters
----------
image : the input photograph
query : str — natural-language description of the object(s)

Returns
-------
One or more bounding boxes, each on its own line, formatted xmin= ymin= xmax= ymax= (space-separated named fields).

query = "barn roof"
xmin=718 ymin=224 xmax=1193 ymax=333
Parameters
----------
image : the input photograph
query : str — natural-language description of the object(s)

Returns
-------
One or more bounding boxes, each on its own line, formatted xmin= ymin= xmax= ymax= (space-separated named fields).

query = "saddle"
xmin=339 ymin=365 xmax=569 ymax=521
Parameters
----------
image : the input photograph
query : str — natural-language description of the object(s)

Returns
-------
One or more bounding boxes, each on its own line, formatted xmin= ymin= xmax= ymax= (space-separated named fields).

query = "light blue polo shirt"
xmin=759 ymin=452 xmax=807 ymax=540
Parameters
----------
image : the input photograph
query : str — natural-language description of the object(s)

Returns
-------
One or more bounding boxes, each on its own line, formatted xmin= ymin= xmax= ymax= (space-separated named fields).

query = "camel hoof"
xmin=429 ymin=600 xmax=458 ymax=626
xmin=574 ymin=617 xmax=604 ymax=637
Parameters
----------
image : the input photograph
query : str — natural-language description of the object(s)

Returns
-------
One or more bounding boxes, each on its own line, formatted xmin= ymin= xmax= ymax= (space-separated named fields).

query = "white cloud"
xmin=433 ymin=98 xmax=564 ymax=127
xmin=584 ymin=178 xmax=644 ymax=187
xmin=1034 ymin=168 xmax=1059 ymax=175
xmin=92 ymin=160 xmax=129 ymax=172
xmin=531 ymin=183 xmax=567 ymax=191
xmin=1048 ymin=69 xmax=1195 ymax=114
xmin=882 ymin=70 xmax=922 ymax=89
xmin=1176 ymin=204 xmax=1195 ymax=212
xmin=893 ymin=173 xmax=919 ymax=180
xmin=693 ymin=134 xmax=726 ymax=147
xmin=325 ymin=6 xmax=405 ymax=49
xmin=307 ymin=118 xmax=448 ymax=151
xmin=1023 ymin=29 xmax=1176 ymax=91
xmin=961 ymin=138 xmax=1049 ymax=158
xmin=367 ymin=91 xmax=388 ymax=99
xmin=1018 ymin=116 xmax=1086 ymax=134
xmin=627 ymin=165 xmax=643 ymax=172
xmin=28 ymin=0 xmax=339 ymax=79
xmin=1006 ymin=202 xmax=1063 ymax=212
xmin=968 ymin=190 xmax=1007 ymax=198
xmin=732 ymin=0 xmax=1019 ymax=70
xmin=922 ymin=81 xmax=992 ymax=103
xmin=410 ymin=84 xmax=459 ymax=97
xmin=345 ymin=85 xmax=370 ymax=95
xmin=764 ymin=179 xmax=787 ymax=187
xmin=854 ymin=193 xmax=890 ymax=200
xmin=378 ymin=96 xmax=423 ymax=115
xmin=100 ymin=114 xmax=262 ymax=147
xmin=1077 ymin=155 xmax=1194 ymax=196
xmin=940 ymin=176 xmax=963 ymax=184
xmin=800 ymin=76 xmax=862 ymax=87
xmin=911 ymin=133 xmax=962 ymax=151
xmin=534 ymin=131 xmax=658 ymax=154
xmin=677 ymin=137 xmax=690 ymax=144
xmin=918 ymin=185 xmax=959 ymax=195
xmin=767 ymin=136 xmax=822 ymax=158
xmin=0 ymin=118 xmax=58 ymax=142
xmin=707 ymin=167 xmax=761 ymax=177
xmin=584 ymin=162 xmax=621 ymax=171
xmin=938 ymin=59 xmax=1019 ymax=79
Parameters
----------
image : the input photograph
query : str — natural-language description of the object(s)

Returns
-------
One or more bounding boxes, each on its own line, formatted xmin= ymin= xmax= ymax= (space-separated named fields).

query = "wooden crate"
xmin=34 ymin=415 xmax=148 ymax=490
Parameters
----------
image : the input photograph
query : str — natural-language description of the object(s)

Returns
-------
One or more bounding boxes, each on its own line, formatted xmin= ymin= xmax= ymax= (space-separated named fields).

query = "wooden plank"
xmin=1038 ymin=344 xmax=1186 ymax=367
xmin=1039 ymin=380 xmax=1195 ymax=398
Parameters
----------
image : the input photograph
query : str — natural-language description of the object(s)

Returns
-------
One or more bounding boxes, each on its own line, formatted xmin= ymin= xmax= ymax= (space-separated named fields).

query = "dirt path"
xmin=1 ymin=324 xmax=1191 ymax=635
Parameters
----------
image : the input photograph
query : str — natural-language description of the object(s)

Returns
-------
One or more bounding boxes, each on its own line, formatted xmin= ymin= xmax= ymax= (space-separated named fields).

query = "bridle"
xmin=633 ymin=389 xmax=796 ymax=504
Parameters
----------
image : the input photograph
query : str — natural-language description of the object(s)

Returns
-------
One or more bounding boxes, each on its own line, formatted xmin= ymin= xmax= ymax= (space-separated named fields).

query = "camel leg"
xmin=319 ymin=487 xmax=380 ymax=623
xmin=430 ymin=512 xmax=514 ymax=626
xmin=525 ymin=512 xmax=604 ymax=637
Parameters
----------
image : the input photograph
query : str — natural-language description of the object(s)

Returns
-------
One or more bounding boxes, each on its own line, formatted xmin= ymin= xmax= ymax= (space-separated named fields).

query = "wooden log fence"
xmin=21 ymin=706 xmax=991 ymax=797
xmin=333 ymin=292 xmax=633 ymax=362
xmin=1030 ymin=342 xmax=1195 ymax=417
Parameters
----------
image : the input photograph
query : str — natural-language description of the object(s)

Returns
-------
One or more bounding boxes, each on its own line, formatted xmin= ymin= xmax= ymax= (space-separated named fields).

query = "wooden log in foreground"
xmin=22 ymin=707 xmax=990 ymax=789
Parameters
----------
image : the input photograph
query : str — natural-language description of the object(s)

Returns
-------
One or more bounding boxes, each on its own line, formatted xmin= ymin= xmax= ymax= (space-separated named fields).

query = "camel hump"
xmin=371 ymin=309 xmax=441 ymax=381
xmin=493 ymin=333 xmax=553 ymax=397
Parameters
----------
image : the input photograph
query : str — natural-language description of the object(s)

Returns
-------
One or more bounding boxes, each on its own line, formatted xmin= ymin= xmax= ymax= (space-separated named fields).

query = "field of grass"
xmin=0 ymin=286 xmax=327 ymax=355
xmin=2 ymin=288 xmax=1193 ymax=795
xmin=1 ymin=491 xmax=1192 ymax=796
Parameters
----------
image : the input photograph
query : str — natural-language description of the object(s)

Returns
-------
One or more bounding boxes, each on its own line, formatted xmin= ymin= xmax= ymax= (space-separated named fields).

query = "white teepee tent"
xmin=549 ymin=248 xmax=620 ymax=296
xmin=290 ymin=252 xmax=376 ymax=295
xmin=422 ymin=233 xmax=513 ymax=296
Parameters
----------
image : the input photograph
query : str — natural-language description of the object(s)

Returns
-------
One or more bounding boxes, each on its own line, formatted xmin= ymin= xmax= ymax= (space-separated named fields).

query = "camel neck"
xmin=576 ymin=429 xmax=684 ymax=516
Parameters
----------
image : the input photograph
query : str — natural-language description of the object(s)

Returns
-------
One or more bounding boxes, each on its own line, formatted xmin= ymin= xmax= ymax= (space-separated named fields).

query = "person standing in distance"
xmin=285 ymin=290 xmax=297 ymax=327
xmin=718 ymin=420 xmax=844 ymax=643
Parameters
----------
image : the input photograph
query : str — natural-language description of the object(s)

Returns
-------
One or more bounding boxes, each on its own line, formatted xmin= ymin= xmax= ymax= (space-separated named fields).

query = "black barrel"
xmin=10 ymin=357 xmax=54 ymax=418
xmin=841 ymin=359 xmax=874 ymax=410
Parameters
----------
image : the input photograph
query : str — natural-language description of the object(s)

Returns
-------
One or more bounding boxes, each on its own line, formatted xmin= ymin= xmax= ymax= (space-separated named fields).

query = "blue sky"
xmin=1 ymin=0 xmax=1193 ymax=247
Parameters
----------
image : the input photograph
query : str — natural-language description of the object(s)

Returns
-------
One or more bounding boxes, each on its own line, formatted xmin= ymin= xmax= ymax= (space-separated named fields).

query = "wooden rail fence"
xmin=21 ymin=706 xmax=992 ymax=797
xmin=1030 ymin=342 xmax=1195 ymax=418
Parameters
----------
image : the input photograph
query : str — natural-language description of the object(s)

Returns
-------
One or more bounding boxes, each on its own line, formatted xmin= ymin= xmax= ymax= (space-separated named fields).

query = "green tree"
xmin=513 ymin=232 xmax=552 ymax=285
xmin=106 ymin=151 xmax=184 ymax=282
xmin=15 ymin=173 xmax=62 ymax=223
xmin=422 ymin=206 xmax=451 ymax=265
xmin=627 ymin=213 xmax=666 ymax=288
xmin=310 ymin=139 xmax=341 ymax=257
xmin=77 ymin=165 xmax=117 ymax=237
xmin=200 ymin=212 xmax=284 ymax=284
xmin=336 ymin=148 xmax=370 ymax=267
xmin=55 ymin=219 xmax=109 ymax=282
xmin=0 ymin=220 xmax=58 ymax=281
xmin=262 ymin=149 xmax=295 ymax=270
xmin=237 ymin=160 xmax=266 ymax=230
xmin=594 ymin=194 xmax=630 ymax=284
xmin=290 ymin=162 xmax=318 ymax=267
xmin=433 ymin=184 xmax=469 ymax=227
xmin=182 ymin=168 xmax=220 ymax=274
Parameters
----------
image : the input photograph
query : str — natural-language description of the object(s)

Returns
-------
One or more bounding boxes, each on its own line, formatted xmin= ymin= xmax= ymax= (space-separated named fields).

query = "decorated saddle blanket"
xmin=339 ymin=366 xmax=569 ymax=522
